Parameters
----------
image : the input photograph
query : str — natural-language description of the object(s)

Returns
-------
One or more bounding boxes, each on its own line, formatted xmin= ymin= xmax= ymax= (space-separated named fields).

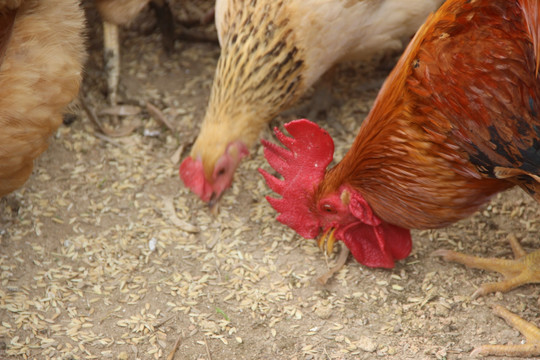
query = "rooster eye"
xmin=216 ymin=168 xmax=226 ymax=177
xmin=322 ymin=203 xmax=336 ymax=214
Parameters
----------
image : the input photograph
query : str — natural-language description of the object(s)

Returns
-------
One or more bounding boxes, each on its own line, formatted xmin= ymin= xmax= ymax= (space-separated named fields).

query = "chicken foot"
xmin=102 ymin=0 xmax=176 ymax=107
xmin=433 ymin=235 xmax=540 ymax=357
xmin=433 ymin=234 xmax=540 ymax=298
xmin=470 ymin=305 xmax=540 ymax=357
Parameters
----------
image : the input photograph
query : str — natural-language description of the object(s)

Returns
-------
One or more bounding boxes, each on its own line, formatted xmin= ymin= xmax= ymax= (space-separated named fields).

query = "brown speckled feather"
xmin=190 ymin=0 xmax=444 ymax=183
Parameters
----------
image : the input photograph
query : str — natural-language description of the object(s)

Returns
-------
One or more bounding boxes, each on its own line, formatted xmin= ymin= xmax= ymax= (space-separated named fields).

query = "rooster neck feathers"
xmin=320 ymin=0 xmax=540 ymax=229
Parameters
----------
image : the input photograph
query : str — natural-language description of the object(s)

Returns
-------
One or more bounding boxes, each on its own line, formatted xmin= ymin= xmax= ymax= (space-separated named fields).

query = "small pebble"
xmin=149 ymin=237 xmax=157 ymax=251
xmin=357 ymin=336 xmax=377 ymax=353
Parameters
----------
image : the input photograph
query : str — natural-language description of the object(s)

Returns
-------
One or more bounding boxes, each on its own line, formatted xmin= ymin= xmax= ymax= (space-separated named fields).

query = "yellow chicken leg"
xmin=102 ymin=20 xmax=120 ymax=109
xmin=433 ymin=235 xmax=540 ymax=298
xmin=471 ymin=305 xmax=540 ymax=357
xmin=98 ymin=19 xmax=139 ymax=137
xmin=434 ymin=235 xmax=540 ymax=357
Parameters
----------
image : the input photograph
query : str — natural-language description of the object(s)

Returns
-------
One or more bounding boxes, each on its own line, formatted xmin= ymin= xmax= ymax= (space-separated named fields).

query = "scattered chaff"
xmin=154 ymin=315 xmax=175 ymax=329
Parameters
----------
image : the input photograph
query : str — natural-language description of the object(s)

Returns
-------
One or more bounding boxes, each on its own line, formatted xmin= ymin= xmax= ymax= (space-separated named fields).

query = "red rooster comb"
xmin=258 ymin=119 xmax=334 ymax=238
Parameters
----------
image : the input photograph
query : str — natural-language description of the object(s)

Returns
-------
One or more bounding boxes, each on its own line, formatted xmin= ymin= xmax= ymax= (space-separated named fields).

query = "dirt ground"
xmin=1 ymin=2 xmax=540 ymax=360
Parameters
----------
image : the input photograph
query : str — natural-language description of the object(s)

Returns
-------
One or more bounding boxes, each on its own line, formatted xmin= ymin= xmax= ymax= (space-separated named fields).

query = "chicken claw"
xmin=471 ymin=305 xmax=540 ymax=357
xmin=433 ymin=235 xmax=540 ymax=299
xmin=434 ymin=236 xmax=540 ymax=357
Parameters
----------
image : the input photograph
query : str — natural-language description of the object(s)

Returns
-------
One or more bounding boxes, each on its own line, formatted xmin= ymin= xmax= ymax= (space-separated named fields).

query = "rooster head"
xmin=259 ymin=119 xmax=411 ymax=268
xmin=180 ymin=140 xmax=248 ymax=206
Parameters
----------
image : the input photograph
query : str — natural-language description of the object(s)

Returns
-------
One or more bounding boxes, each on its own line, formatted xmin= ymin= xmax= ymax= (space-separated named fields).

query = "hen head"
xmin=180 ymin=140 xmax=248 ymax=205
xmin=259 ymin=119 xmax=412 ymax=268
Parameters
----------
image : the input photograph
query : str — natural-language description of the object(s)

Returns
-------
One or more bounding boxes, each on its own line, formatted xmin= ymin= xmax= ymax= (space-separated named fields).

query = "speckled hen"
xmin=180 ymin=0 xmax=444 ymax=206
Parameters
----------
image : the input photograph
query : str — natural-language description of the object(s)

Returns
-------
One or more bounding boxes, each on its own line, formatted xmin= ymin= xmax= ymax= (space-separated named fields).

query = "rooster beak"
xmin=317 ymin=228 xmax=336 ymax=255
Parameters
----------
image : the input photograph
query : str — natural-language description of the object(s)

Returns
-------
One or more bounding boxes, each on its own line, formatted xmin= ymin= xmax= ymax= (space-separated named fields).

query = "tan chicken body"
xmin=0 ymin=0 xmax=86 ymax=197
xmin=180 ymin=0 xmax=444 ymax=205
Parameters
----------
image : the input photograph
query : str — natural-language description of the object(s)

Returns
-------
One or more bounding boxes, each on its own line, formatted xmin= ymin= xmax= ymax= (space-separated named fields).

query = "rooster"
xmin=0 ymin=0 xmax=86 ymax=197
xmin=260 ymin=0 xmax=540 ymax=357
xmin=180 ymin=0 xmax=444 ymax=206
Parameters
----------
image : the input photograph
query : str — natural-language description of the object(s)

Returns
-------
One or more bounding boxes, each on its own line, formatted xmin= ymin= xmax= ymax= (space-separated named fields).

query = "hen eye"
xmin=216 ymin=168 xmax=226 ymax=176
xmin=322 ymin=203 xmax=336 ymax=214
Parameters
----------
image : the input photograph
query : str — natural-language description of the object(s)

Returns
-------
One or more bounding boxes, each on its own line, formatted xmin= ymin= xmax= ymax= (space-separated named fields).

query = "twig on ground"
xmin=204 ymin=336 xmax=213 ymax=360
xmin=317 ymin=245 xmax=350 ymax=285
xmin=79 ymin=96 xmax=140 ymax=137
xmin=167 ymin=333 xmax=183 ymax=360
xmin=146 ymin=102 xmax=176 ymax=132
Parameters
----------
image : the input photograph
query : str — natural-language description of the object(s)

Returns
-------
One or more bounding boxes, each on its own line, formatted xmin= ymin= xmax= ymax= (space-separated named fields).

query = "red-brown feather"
xmin=318 ymin=0 xmax=540 ymax=229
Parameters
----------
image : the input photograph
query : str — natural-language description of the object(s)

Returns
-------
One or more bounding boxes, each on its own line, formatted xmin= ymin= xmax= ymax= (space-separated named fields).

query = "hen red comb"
xmin=259 ymin=119 xmax=334 ymax=238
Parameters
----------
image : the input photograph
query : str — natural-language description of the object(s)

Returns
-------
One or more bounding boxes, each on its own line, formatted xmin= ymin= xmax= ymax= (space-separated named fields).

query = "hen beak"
xmin=317 ymin=228 xmax=336 ymax=255
xmin=208 ymin=192 xmax=220 ymax=214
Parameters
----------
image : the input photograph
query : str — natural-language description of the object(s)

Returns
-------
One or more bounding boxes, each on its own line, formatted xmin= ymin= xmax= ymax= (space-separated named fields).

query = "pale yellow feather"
xmin=193 ymin=0 xmax=444 ymax=179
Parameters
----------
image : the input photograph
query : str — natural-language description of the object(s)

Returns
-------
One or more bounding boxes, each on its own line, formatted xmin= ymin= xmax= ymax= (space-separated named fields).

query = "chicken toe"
xmin=471 ymin=305 xmax=540 ymax=357
xmin=433 ymin=235 xmax=540 ymax=298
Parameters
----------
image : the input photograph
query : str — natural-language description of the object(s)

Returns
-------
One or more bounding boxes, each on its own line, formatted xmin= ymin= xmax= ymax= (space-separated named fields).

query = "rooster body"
xmin=0 ymin=0 xmax=86 ymax=197
xmin=181 ymin=0 xmax=444 ymax=204
xmin=262 ymin=0 xmax=540 ymax=268
xmin=321 ymin=0 xmax=540 ymax=231
xmin=262 ymin=1 xmax=540 ymax=354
